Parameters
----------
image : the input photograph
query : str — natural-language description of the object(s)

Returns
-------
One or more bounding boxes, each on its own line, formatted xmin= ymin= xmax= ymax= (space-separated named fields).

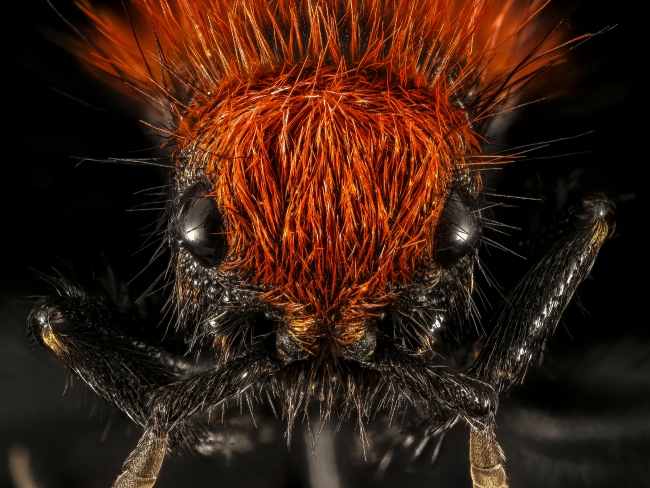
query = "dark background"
xmin=1 ymin=1 xmax=647 ymax=487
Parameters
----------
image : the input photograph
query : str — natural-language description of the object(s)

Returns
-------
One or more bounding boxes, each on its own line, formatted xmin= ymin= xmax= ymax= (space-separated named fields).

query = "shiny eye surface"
xmin=178 ymin=184 xmax=227 ymax=266
xmin=434 ymin=190 xmax=482 ymax=264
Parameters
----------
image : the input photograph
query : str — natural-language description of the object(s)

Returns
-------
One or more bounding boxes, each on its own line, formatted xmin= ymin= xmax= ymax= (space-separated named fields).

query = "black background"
xmin=1 ymin=1 xmax=647 ymax=487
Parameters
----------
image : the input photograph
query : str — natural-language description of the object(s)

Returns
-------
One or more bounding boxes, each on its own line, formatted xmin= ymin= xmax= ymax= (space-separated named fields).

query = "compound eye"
xmin=435 ymin=190 xmax=482 ymax=264
xmin=178 ymin=184 xmax=227 ymax=267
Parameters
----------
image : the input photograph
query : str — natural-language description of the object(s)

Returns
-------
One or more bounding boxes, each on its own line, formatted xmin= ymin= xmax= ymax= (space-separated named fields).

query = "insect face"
xmin=170 ymin=65 xmax=483 ymax=361
xmin=24 ymin=2 xmax=617 ymax=487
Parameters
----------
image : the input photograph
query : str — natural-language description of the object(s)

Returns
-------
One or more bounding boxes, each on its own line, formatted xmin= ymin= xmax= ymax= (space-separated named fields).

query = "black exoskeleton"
xmin=28 ymin=191 xmax=615 ymax=488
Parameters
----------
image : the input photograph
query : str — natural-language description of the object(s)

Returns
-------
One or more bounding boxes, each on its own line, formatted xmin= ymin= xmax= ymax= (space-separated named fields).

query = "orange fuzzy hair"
xmin=67 ymin=0 xmax=590 ymax=353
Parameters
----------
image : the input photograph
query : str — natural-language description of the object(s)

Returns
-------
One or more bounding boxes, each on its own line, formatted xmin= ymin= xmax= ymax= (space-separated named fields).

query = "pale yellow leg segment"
xmin=469 ymin=427 xmax=508 ymax=488
xmin=112 ymin=431 xmax=167 ymax=488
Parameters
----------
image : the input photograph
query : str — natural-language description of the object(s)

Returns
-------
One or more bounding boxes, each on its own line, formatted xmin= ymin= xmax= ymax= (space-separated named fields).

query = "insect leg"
xmin=465 ymin=197 xmax=615 ymax=488
xmin=27 ymin=296 xmax=177 ymax=430
xmin=469 ymin=425 xmax=507 ymax=488
xmin=363 ymin=337 xmax=498 ymax=428
xmin=469 ymin=196 xmax=616 ymax=392
xmin=364 ymin=342 xmax=507 ymax=488
xmin=113 ymin=345 xmax=283 ymax=488
xmin=363 ymin=337 xmax=507 ymax=486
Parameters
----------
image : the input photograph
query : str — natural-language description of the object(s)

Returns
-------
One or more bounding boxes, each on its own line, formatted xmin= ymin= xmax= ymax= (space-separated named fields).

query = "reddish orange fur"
xmin=68 ymin=0 xmax=585 ymax=354
xmin=185 ymin=66 xmax=477 ymax=350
